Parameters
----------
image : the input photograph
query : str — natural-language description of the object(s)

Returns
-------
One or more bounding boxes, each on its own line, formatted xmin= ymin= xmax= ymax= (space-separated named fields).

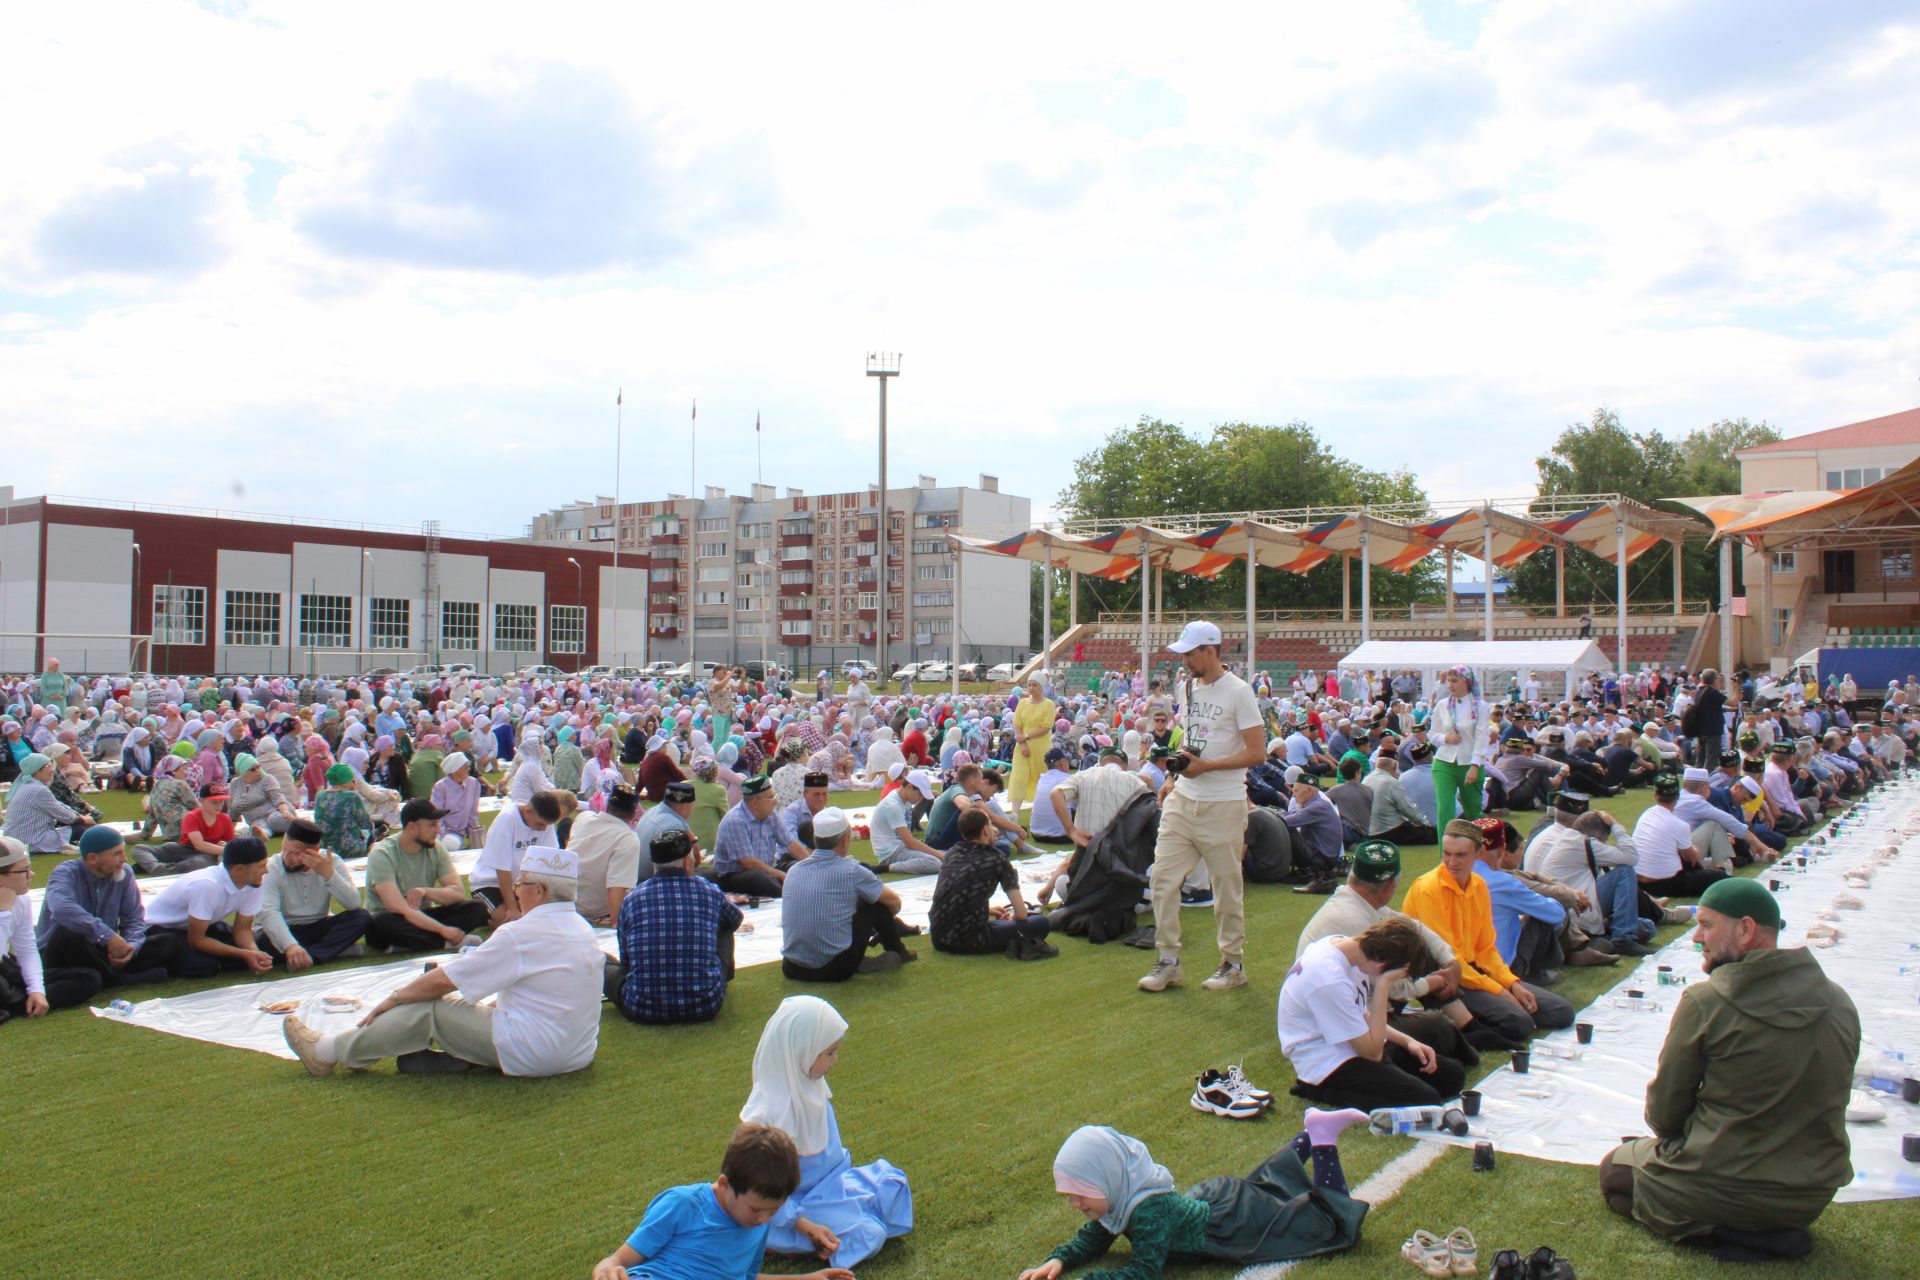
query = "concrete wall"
xmin=0 ymin=518 xmax=43 ymax=672
xmin=43 ymin=523 xmax=134 ymax=671
xmin=596 ymin=564 xmax=650 ymax=666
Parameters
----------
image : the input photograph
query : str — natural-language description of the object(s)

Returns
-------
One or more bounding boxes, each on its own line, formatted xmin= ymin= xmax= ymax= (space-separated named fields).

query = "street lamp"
xmin=866 ymin=351 xmax=901 ymax=679
xmin=566 ymin=556 xmax=583 ymax=601
xmin=361 ymin=550 xmax=374 ymax=653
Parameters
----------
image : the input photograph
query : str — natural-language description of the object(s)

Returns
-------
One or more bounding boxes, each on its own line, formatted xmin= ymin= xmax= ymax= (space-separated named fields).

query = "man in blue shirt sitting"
xmin=780 ymin=807 xmax=914 ymax=981
xmin=36 ymin=825 xmax=180 ymax=985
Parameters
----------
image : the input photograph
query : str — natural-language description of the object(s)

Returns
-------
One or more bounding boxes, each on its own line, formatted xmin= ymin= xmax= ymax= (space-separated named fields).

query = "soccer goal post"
xmin=301 ymin=650 xmax=431 ymax=679
xmin=0 ymin=632 xmax=152 ymax=677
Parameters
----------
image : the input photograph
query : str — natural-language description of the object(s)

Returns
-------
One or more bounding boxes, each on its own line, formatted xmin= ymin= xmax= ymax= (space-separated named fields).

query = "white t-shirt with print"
xmin=1173 ymin=669 xmax=1262 ymax=802
xmin=1276 ymin=935 xmax=1373 ymax=1085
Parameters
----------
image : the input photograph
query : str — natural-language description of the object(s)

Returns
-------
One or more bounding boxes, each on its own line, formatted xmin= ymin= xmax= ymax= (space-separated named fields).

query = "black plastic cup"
xmin=1461 ymin=1090 xmax=1482 ymax=1116
xmin=1904 ymin=1077 xmax=1920 ymax=1104
xmin=1768 ymin=878 xmax=1781 ymax=891
xmin=1511 ymin=1050 xmax=1531 ymax=1074
xmin=1625 ymin=988 xmax=1645 ymax=1000
xmin=1905 ymin=1134 xmax=1920 ymax=1163
xmin=1472 ymin=1141 xmax=1496 ymax=1172
xmin=1576 ymin=1022 xmax=1594 ymax=1044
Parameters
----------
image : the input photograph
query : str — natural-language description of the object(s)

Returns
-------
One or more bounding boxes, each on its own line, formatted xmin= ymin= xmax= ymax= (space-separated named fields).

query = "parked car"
xmin=742 ymin=660 xmax=781 ymax=682
xmin=955 ymin=662 xmax=982 ymax=681
xmin=913 ymin=661 xmax=949 ymax=681
xmin=665 ymin=661 xmax=724 ymax=681
xmin=359 ymin=666 xmax=402 ymax=679
xmin=841 ymin=658 xmax=876 ymax=678
xmin=514 ymin=664 xmax=569 ymax=682
xmin=642 ymin=660 xmax=678 ymax=676
xmin=985 ymin=662 xmax=1019 ymax=681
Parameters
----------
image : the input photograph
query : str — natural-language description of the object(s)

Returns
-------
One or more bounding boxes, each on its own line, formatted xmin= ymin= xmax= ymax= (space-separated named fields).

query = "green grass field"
xmin=10 ymin=786 xmax=1914 ymax=1279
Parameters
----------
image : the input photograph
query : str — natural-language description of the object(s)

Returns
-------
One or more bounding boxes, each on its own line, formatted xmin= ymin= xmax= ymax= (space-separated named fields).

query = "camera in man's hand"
xmin=1165 ymin=748 xmax=1200 ymax=775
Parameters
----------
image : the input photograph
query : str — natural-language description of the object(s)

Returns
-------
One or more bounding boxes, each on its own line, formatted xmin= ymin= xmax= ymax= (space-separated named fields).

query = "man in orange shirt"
xmin=1402 ymin=819 xmax=1575 ymax=1045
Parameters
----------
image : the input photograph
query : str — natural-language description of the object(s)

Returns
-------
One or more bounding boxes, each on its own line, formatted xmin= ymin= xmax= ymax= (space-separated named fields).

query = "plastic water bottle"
xmin=1862 ymin=1049 xmax=1908 ymax=1095
xmin=1609 ymin=996 xmax=1666 ymax=1013
xmin=1368 ymin=1105 xmax=1469 ymax=1137
xmin=107 ymin=998 xmax=133 ymax=1017
xmin=1530 ymin=1042 xmax=1584 ymax=1061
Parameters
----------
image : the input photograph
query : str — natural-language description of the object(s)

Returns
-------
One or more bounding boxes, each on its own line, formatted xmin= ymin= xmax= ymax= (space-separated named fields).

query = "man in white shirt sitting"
xmin=1050 ymin=747 xmax=1149 ymax=849
xmin=284 ymin=845 xmax=605 ymax=1077
xmin=1522 ymin=791 xmax=1655 ymax=956
xmin=567 ymin=784 xmax=643 ymax=926
xmin=144 ymin=837 xmax=276 ymax=979
xmin=1631 ymin=774 xmax=1731 ymax=899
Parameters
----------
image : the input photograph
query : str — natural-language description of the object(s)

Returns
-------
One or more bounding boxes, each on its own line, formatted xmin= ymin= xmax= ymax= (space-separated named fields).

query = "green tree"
xmin=1512 ymin=408 xmax=1780 ymax=610
xmin=1056 ymin=417 xmax=1434 ymax=621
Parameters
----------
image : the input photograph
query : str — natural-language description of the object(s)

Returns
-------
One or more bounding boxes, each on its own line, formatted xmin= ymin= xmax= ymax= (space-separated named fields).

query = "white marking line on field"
xmin=1232 ymin=1140 xmax=1448 ymax=1280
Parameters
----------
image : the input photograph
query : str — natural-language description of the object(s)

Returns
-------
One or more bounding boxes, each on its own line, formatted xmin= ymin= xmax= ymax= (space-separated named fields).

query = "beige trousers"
xmin=331 ymin=995 xmax=499 ymax=1069
xmin=1148 ymin=790 xmax=1247 ymax=964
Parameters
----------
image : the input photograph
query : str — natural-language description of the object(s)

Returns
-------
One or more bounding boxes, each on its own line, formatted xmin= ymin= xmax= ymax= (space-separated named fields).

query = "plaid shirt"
xmin=613 ymin=870 xmax=742 ymax=1023
xmin=711 ymin=801 xmax=795 ymax=876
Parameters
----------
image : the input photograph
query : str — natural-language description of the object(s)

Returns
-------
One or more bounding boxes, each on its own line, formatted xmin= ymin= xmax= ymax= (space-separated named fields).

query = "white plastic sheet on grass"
xmin=91 ymin=848 xmax=1073 ymax=1060
xmin=1402 ymin=780 xmax=1920 ymax=1204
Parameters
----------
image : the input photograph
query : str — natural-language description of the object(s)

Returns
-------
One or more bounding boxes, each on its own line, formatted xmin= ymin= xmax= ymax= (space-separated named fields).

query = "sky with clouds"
xmin=3 ymin=0 xmax=1916 ymax=538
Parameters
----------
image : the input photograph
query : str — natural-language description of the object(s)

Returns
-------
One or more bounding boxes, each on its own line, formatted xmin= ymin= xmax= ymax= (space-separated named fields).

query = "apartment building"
xmin=529 ymin=475 xmax=1031 ymax=670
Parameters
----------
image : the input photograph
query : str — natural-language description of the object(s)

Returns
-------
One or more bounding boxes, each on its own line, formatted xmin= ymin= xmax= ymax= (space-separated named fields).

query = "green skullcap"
xmin=1351 ymin=839 xmax=1401 ymax=883
xmin=1698 ymin=876 xmax=1783 ymax=931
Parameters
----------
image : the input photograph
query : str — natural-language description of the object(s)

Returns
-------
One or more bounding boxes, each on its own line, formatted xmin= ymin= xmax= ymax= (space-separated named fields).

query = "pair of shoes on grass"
xmin=1189 ymin=1064 xmax=1273 ymax=1119
xmin=1402 ymin=1227 xmax=1477 ymax=1277
xmin=1138 ymin=958 xmax=1247 ymax=992
xmin=1483 ymin=1244 xmax=1577 ymax=1280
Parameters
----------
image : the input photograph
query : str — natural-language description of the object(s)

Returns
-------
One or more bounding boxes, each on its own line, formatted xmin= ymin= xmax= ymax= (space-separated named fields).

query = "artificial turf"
xmin=10 ymin=785 xmax=1915 ymax=1279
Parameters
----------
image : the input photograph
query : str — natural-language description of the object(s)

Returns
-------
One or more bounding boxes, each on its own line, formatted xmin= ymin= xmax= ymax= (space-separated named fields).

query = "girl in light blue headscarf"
xmin=1024 ymin=1117 xmax=1368 ymax=1280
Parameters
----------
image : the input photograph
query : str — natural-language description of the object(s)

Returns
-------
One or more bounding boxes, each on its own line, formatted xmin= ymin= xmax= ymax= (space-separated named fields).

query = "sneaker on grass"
xmin=1200 ymin=961 xmax=1247 ymax=990
xmin=1223 ymin=1063 xmax=1272 ymax=1106
xmin=1179 ymin=887 xmax=1214 ymax=907
xmin=1191 ymin=1070 xmax=1265 ymax=1119
xmin=1137 ymin=956 xmax=1182 ymax=991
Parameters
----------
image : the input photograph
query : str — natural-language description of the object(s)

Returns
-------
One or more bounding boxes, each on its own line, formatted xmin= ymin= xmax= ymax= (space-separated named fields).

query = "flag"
xmin=692 ymin=399 xmax=697 ymax=421
xmin=616 ymin=388 xmax=622 ymax=406
xmin=756 ymin=412 xmax=761 ymax=434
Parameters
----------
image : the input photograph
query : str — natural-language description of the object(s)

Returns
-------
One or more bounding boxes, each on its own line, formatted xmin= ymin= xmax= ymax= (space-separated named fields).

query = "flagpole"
xmin=614 ymin=388 xmax=625 ymax=669
xmin=756 ymin=410 xmax=768 ymax=678
xmin=688 ymin=398 xmax=697 ymax=682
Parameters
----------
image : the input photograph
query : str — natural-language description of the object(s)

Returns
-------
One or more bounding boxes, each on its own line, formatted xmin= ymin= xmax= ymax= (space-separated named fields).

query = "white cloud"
xmin=1 ymin=0 xmax=1917 ymax=531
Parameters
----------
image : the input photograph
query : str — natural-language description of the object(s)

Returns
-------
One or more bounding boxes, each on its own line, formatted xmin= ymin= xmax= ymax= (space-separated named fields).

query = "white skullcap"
xmin=521 ymin=846 xmax=579 ymax=879
xmin=812 ymin=807 xmax=851 ymax=838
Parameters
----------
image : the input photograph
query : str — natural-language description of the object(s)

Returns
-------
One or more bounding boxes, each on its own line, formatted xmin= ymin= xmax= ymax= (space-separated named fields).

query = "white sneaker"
xmin=1200 ymin=961 xmax=1247 ymax=990
xmin=1191 ymin=1071 xmax=1265 ymax=1119
xmin=1138 ymin=957 xmax=1183 ymax=991
xmin=1223 ymin=1063 xmax=1272 ymax=1106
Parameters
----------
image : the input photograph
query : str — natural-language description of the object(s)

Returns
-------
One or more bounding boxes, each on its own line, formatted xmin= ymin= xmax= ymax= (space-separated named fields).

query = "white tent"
xmin=1333 ymin=639 xmax=1613 ymax=702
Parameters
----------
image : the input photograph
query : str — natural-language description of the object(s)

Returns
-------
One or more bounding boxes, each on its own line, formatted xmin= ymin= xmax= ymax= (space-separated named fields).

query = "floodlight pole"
xmin=867 ymin=353 xmax=900 ymax=680
xmin=1615 ymin=506 xmax=1628 ymax=675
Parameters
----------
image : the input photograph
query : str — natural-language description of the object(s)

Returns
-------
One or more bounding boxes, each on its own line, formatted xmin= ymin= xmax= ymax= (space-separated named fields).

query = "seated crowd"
xmin=0 ymin=649 xmax=1897 ymax=1275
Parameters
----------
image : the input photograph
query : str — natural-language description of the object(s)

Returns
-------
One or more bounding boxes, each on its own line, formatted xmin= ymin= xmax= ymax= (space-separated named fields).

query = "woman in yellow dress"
xmin=1007 ymin=675 xmax=1059 ymax=819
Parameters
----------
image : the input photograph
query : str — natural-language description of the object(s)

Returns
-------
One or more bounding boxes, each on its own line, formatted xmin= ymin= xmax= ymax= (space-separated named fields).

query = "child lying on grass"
xmin=1019 ymin=1111 xmax=1372 ymax=1280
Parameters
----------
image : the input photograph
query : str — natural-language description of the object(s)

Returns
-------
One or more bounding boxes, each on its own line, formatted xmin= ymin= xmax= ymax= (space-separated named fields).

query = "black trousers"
xmin=1295 ymin=1047 xmax=1468 ymax=1110
xmin=138 ymin=842 xmax=215 ymax=876
xmin=936 ymin=915 xmax=1052 ymax=955
xmin=1640 ymin=866 xmax=1729 ymax=898
xmin=1371 ymin=821 xmax=1437 ymax=847
xmin=0 ymin=953 xmax=102 ymax=1017
xmin=39 ymin=925 xmax=181 ymax=985
xmin=781 ymin=900 xmax=909 ymax=983
xmin=147 ymin=923 xmax=255 ymax=979
xmin=260 ymin=909 xmax=373 ymax=966
xmin=717 ymin=868 xmax=785 ymax=899
xmin=364 ymin=900 xmax=491 ymax=953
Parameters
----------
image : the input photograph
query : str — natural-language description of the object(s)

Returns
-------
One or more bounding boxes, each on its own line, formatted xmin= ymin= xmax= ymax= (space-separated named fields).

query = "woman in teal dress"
xmin=739 ymin=996 xmax=911 ymax=1269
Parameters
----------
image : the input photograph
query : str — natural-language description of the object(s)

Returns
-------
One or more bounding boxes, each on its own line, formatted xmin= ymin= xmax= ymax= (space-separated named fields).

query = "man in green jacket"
xmin=1600 ymin=877 xmax=1858 ymax=1253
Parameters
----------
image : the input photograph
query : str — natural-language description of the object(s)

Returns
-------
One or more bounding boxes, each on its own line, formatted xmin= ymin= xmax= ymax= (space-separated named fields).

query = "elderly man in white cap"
xmin=284 ymin=844 xmax=605 ymax=1077
xmin=869 ymin=769 xmax=944 ymax=873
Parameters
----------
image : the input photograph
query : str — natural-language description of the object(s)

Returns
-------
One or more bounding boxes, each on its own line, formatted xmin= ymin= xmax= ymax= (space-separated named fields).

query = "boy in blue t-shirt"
xmin=592 ymin=1124 xmax=854 ymax=1280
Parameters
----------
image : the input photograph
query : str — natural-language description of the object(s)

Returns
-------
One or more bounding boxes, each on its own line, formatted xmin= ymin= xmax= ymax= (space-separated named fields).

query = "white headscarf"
xmin=739 ymin=995 xmax=848 ymax=1156
xmin=1051 ymin=1125 xmax=1175 ymax=1233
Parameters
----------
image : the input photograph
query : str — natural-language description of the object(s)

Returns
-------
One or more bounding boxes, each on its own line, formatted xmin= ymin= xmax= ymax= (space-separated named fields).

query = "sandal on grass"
xmin=1400 ymin=1229 xmax=1452 ymax=1278
xmin=1444 ymin=1227 xmax=1477 ymax=1276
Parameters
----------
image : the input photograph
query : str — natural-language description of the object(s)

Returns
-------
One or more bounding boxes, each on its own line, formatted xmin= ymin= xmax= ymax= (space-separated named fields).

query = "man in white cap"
xmin=869 ymin=769 xmax=944 ymax=873
xmin=780 ymin=806 xmax=915 ymax=981
xmin=284 ymin=843 xmax=605 ymax=1077
xmin=1140 ymin=619 xmax=1266 ymax=993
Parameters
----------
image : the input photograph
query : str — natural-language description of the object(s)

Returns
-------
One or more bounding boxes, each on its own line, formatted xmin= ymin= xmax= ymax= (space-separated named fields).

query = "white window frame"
xmin=442 ymin=601 xmax=481 ymax=652
xmin=221 ymin=589 xmax=280 ymax=647
xmin=494 ymin=602 xmax=538 ymax=653
xmin=297 ymin=593 xmax=354 ymax=649
xmin=368 ymin=597 xmax=411 ymax=650
xmin=549 ymin=604 xmax=587 ymax=655
xmin=153 ymin=585 xmax=206 ymax=646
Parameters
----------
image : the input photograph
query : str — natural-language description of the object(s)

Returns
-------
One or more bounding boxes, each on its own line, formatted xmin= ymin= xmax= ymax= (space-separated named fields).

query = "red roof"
xmin=1739 ymin=406 xmax=1920 ymax=455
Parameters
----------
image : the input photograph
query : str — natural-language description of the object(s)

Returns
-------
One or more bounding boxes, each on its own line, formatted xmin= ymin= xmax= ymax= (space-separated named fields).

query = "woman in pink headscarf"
xmin=300 ymin=734 xmax=333 ymax=806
